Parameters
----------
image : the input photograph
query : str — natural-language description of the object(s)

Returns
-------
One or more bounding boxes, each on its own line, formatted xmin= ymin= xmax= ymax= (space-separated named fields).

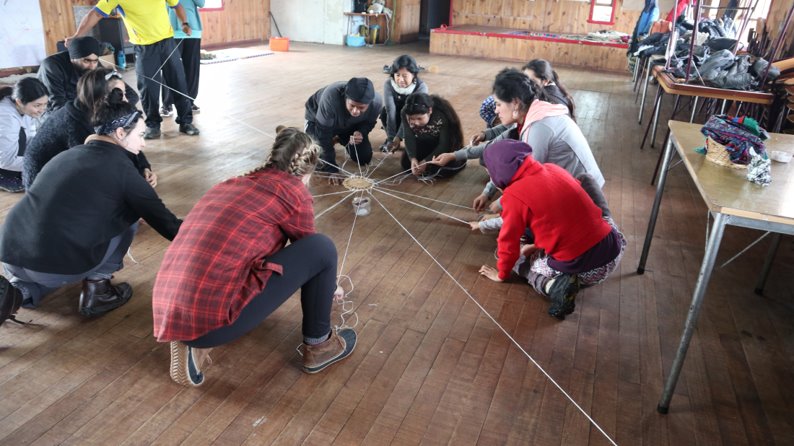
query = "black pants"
xmin=134 ymin=38 xmax=193 ymax=128
xmin=161 ymin=38 xmax=201 ymax=108
xmin=185 ymin=234 xmax=338 ymax=349
xmin=400 ymin=140 xmax=466 ymax=179
xmin=305 ymin=121 xmax=372 ymax=171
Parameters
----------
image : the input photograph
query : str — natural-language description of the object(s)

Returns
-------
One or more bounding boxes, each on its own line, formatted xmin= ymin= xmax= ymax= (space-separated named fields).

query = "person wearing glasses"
xmin=23 ymin=68 xmax=157 ymax=189
xmin=0 ymin=78 xmax=48 ymax=193
xmin=0 ymin=88 xmax=181 ymax=323
xmin=37 ymin=36 xmax=139 ymax=115
xmin=67 ymin=1 xmax=200 ymax=139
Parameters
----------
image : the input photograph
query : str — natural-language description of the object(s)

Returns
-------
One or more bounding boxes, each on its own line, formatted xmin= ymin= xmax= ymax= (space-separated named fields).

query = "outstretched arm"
xmin=66 ymin=9 xmax=103 ymax=46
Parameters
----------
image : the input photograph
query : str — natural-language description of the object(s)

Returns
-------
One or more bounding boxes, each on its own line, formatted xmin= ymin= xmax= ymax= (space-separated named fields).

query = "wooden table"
xmin=637 ymin=120 xmax=794 ymax=413
xmin=641 ymin=66 xmax=774 ymax=149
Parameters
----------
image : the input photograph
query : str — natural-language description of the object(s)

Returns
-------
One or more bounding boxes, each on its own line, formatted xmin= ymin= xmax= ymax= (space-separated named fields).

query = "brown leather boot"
xmin=78 ymin=279 xmax=133 ymax=317
xmin=298 ymin=328 xmax=357 ymax=374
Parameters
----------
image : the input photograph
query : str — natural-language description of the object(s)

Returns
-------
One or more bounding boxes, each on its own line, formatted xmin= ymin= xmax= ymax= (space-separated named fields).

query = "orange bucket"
xmin=270 ymin=37 xmax=289 ymax=52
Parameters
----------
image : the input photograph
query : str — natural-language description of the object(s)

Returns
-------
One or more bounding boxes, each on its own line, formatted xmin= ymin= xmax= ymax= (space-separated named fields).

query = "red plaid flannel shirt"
xmin=152 ymin=168 xmax=315 ymax=342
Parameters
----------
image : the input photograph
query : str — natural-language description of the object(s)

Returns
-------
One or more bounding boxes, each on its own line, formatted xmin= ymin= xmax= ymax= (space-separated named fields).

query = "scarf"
xmin=390 ymin=79 xmax=417 ymax=96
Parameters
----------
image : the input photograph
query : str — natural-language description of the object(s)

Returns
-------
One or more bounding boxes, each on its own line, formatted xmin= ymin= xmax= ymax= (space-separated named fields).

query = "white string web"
xmin=136 ymin=57 xmax=618 ymax=444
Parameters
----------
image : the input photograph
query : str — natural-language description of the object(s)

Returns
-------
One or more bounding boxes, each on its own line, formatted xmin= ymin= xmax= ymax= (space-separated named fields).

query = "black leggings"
xmin=185 ymin=234 xmax=338 ymax=349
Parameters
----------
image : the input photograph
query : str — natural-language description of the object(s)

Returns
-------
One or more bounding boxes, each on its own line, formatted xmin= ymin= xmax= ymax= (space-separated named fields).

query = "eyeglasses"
xmin=105 ymin=70 xmax=122 ymax=81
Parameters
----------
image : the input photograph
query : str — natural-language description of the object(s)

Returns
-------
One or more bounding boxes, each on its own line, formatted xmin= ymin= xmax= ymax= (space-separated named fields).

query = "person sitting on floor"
xmin=0 ymin=89 xmax=181 ymax=324
xmin=399 ymin=92 xmax=466 ymax=179
xmin=23 ymin=67 xmax=157 ymax=189
xmin=37 ymin=36 xmax=139 ymax=115
xmin=478 ymin=140 xmax=626 ymax=320
xmin=436 ymin=60 xmax=579 ymax=180
xmin=470 ymin=68 xmax=603 ymax=216
xmin=152 ymin=127 xmax=356 ymax=387
xmin=304 ymin=77 xmax=383 ymax=173
xmin=522 ymin=59 xmax=576 ymax=121
xmin=379 ymin=54 xmax=428 ymax=153
xmin=0 ymin=78 xmax=48 ymax=193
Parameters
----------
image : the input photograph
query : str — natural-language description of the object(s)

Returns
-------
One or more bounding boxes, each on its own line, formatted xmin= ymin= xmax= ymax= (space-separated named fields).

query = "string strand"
xmin=367 ymin=192 xmax=618 ymax=446
xmin=375 ymin=185 xmax=473 ymax=210
xmin=314 ymin=190 xmax=357 ymax=220
xmin=312 ymin=190 xmax=356 ymax=199
xmin=372 ymin=160 xmax=435 ymax=186
xmin=372 ymin=187 xmax=469 ymax=225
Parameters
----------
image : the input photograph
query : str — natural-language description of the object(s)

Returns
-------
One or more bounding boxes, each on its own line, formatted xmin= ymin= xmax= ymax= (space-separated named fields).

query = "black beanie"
xmin=68 ymin=36 xmax=101 ymax=60
xmin=344 ymin=77 xmax=375 ymax=104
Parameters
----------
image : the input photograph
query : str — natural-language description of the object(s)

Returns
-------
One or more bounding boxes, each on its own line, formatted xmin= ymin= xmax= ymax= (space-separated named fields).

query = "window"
xmin=200 ymin=0 xmax=224 ymax=11
xmin=588 ymin=0 xmax=616 ymax=25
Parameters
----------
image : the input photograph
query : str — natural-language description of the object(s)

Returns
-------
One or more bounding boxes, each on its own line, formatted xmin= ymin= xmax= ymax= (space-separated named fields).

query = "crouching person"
xmin=152 ymin=128 xmax=356 ymax=387
xmin=0 ymin=89 xmax=181 ymax=324
xmin=478 ymin=140 xmax=625 ymax=320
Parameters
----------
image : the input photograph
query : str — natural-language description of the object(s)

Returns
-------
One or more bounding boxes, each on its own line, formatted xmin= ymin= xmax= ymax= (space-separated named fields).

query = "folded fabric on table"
xmin=701 ymin=115 xmax=768 ymax=165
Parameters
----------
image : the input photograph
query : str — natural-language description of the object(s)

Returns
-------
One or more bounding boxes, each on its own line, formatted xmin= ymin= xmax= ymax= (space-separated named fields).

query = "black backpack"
xmin=0 ymin=276 xmax=23 ymax=327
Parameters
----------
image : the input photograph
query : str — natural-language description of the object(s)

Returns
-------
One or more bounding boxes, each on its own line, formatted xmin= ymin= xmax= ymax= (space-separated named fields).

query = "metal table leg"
xmin=755 ymin=233 xmax=782 ymax=295
xmin=638 ymin=58 xmax=653 ymax=123
xmin=650 ymin=87 xmax=665 ymax=148
xmin=638 ymin=136 xmax=676 ymax=274
xmin=641 ymin=85 xmax=664 ymax=149
xmin=658 ymin=212 xmax=727 ymax=414
xmin=689 ymin=96 xmax=699 ymax=123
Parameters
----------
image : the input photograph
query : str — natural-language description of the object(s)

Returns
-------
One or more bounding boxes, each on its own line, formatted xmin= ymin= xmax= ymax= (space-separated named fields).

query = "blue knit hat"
xmin=479 ymin=95 xmax=497 ymax=127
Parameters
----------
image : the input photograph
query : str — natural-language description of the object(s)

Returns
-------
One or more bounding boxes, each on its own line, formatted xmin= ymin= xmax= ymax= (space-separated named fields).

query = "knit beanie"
xmin=344 ymin=77 xmax=375 ymax=104
xmin=68 ymin=36 xmax=101 ymax=60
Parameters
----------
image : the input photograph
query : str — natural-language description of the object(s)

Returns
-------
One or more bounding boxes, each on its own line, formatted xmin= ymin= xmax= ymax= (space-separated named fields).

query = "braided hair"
xmin=259 ymin=127 xmax=320 ymax=177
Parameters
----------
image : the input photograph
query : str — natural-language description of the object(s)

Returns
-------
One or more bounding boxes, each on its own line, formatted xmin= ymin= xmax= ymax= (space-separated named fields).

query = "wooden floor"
xmin=1 ymin=42 xmax=793 ymax=445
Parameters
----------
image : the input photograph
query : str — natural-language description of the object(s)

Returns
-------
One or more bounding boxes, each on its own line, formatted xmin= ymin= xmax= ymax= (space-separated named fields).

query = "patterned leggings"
xmin=513 ymin=217 xmax=626 ymax=296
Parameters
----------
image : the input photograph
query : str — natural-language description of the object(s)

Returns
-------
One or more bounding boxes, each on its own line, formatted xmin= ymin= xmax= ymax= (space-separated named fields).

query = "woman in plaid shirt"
xmin=153 ymin=128 xmax=356 ymax=386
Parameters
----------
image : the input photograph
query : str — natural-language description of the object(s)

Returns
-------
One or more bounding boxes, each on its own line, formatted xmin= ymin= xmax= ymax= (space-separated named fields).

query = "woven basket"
xmin=705 ymin=137 xmax=747 ymax=170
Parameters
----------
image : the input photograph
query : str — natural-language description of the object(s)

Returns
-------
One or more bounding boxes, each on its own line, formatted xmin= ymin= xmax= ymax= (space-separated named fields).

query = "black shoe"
xmin=546 ymin=274 xmax=579 ymax=320
xmin=78 ymin=279 xmax=133 ymax=317
xmin=191 ymin=104 xmax=200 ymax=113
xmin=0 ymin=276 xmax=24 ymax=326
xmin=144 ymin=127 xmax=161 ymax=139
xmin=160 ymin=105 xmax=174 ymax=117
xmin=179 ymin=123 xmax=200 ymax=136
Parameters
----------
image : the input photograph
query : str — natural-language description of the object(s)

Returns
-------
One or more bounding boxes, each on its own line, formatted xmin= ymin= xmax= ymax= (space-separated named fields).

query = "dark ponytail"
xmin=0 ymin=77 xmax=48 ymax=104
xmin=492 ymin=68 xmax=547 ymax=112
xmin=522 ymin=59 xmax=576 ymax=120
xmin=403 ymin=92 xmax=463 ymax=150
xmin=77 ymin=67 xmax=119 ymax=119
xmin=93 ymin=88 xmax=141 ymax=135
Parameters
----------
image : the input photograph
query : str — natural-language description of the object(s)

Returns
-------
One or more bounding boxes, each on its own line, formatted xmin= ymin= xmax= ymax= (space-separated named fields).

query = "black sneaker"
xmin=0 ymin=276 xmax=24 ymax=327
xmin=160 ymin=105 xmax=174 ymax=117
xmin=191 ymin=104 xmax=200 ymax=113
xmin=179 ymin=123 xmax=200 ymax=136
xmin=144 ymin=127 xmax=161 ymax=139
xmin=546 ymin=274 xmax=580 ymax=320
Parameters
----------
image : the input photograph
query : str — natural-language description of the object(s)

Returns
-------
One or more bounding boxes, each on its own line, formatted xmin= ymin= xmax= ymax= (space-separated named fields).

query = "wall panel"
xmin=39 ymin=0 xmax=269 ymax=56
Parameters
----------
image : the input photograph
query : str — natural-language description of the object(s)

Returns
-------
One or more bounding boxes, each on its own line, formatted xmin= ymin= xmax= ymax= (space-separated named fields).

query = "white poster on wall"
xmin=0 ymin=0 xmax=47 ymax=69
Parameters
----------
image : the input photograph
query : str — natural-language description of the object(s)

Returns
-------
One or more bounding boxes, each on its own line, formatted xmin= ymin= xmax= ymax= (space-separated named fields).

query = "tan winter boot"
xmin=298 ymin=328 xmax=357 ymax=374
